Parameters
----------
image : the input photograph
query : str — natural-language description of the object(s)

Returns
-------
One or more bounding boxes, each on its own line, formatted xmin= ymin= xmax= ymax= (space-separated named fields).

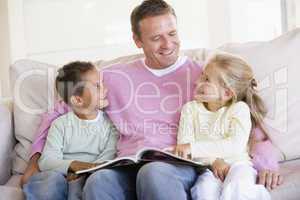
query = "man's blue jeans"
xmin=83 ymin=162 xmax=198 ymax=200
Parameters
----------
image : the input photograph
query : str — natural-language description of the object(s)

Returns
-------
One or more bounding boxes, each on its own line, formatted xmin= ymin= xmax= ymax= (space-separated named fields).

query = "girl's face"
xmin=194 ymin=64 xmax=232 ymax=104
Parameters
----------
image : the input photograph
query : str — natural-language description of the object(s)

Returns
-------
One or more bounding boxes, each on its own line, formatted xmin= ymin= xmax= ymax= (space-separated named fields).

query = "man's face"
xmin=134 ymin=13 xmax=180 ymax=69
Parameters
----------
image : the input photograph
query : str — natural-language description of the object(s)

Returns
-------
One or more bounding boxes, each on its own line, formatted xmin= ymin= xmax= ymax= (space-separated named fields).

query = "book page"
xmin=75 ymin=157 xmax=136 ymax=174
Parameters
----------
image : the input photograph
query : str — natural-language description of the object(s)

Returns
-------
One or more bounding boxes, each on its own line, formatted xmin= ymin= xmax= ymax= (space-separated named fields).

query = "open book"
xmin=75 ymin=147 xmax=207 ymax=174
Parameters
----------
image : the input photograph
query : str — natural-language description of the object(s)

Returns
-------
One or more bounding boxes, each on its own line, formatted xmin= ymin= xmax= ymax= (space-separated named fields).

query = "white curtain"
xmin=283 ymin=0 xmax=300 ymax=31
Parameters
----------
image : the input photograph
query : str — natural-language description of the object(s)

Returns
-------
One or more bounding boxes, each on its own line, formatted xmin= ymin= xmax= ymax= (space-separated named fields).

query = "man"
xmin=22 ymin=0 xmax=282 ymax=199
xmin=82 ymin=1 xmax=202 ymax=199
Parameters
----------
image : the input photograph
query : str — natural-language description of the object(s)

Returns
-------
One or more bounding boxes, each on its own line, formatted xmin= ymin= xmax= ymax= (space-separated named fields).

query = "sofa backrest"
xmin=0 ymin=100 xmax=14 ymax=183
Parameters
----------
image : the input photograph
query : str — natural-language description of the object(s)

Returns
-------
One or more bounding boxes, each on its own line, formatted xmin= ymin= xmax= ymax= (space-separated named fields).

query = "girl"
xmin=175 ymin=53 xmax=271 ymax=200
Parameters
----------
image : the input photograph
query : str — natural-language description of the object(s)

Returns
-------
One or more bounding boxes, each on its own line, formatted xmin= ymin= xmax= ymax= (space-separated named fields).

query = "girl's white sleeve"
xmin=177 ymin=102 xmax=195 ymax=144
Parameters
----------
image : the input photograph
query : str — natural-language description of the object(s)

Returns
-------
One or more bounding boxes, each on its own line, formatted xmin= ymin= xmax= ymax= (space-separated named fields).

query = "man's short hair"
xmin=55 ymin=61 xmax=95 ymax=104
xmin=130 ymin=0 xmax=176 ymax=38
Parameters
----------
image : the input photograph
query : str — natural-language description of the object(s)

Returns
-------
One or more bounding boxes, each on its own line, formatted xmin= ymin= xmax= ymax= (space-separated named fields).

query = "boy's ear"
xmin=70 ymin=95 xmax=83 ymax=107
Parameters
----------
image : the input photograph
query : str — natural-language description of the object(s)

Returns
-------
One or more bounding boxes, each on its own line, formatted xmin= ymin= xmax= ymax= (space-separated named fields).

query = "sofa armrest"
xmin=0 ymin=98 xmax=15 ymax=185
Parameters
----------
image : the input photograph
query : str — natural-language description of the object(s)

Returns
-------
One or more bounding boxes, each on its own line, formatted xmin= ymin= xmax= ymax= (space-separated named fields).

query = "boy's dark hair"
xmin=55 ymin=61 xmax=95 ymax=104
xmin=130 ymin=0 xmax=176 ymax=38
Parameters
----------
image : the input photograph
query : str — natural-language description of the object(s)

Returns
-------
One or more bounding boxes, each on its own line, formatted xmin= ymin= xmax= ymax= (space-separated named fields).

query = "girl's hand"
xmin=211 ymin=158 xmax=230 ymax=182
xmin=174 ymin=144 xmax=191 ymax=159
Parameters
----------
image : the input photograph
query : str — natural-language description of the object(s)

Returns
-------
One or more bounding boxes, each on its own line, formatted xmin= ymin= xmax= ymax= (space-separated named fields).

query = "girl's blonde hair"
xmin=206 ymin=53 xmax=267 ymax=130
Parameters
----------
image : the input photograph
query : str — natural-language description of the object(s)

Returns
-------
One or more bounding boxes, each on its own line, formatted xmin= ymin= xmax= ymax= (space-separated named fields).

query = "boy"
xmin=23 ymin=61 xmax=118 ymax=200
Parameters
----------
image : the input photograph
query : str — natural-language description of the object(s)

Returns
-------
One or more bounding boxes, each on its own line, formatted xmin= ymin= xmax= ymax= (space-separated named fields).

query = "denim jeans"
xmin=82 ymin=162 xmax=198 ymax=200
xmin=23 ymin=171 xmax=86 ymax=200
xmin=23 ymin=171 xmax=68 ymax=200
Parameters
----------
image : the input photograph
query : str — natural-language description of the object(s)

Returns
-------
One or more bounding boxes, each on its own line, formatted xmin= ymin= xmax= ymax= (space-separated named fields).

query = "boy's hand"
xmin=211 ymin=158 xmax=230 ymax=182
xmin=68 ymin=161 xmax=98 ymax=173
xmin=174 ymin=144 xmax=191 ymax=159
xmin=66 ymin=173 xmax=82 ymax=182
xmin=66 ymin=173 xmax=88 ymax=182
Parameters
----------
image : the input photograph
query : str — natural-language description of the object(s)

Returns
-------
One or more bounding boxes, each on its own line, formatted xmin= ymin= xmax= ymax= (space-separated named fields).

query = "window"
xmin=283 ymin=0 xmax=300 ymax=31
xmin=228 ymin=0 xmax=282 ymax=43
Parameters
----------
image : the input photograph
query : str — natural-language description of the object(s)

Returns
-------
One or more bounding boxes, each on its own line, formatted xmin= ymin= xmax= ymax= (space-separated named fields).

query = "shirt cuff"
xmin=60 ymin=160 xmax=74 ymax=175
xmin=30 ymin=143 xmax=44 ymax=158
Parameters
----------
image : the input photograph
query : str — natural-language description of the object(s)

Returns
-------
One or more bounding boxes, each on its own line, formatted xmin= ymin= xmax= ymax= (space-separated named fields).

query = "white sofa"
xmin=1 ymin=28 xmax=300 ymax=200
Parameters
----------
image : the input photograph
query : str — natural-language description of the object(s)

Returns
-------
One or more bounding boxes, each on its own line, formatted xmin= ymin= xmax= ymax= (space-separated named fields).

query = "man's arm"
xmin=250 ymin=127 xmax=283 ymax=190
xmin=30 ymin=101 xmax=70 ymax=157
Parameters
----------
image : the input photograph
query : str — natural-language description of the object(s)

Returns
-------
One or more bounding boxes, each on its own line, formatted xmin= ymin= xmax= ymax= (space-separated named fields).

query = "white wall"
xmin=22 ymin=0 xmax=140 ymax=64
xmin=206 ymin=0 xmax=231 ymax=48
xmin=8 ymin=0 xmax=209 ymax=65
xmin=0 ymin=0 xmax=10 ymax=98
xmin=6 ymin=0 xmax=284 ymax=65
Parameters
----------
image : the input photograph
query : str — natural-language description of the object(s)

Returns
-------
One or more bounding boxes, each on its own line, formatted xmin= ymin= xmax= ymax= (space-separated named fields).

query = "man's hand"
xmin=20 ymin=153 xmax=41 ymax=187
xmin=174 ymin=144 xmax=191 ymax=159
xmin=68 ymin=161 xmax=98 ymax=173
xmin=211 ymin=158 xmax=230 ymax=182
xmin=257 ymin=170 xmax=283 ymax=190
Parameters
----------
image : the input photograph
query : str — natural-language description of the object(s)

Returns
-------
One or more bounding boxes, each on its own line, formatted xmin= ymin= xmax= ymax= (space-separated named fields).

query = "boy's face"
xmin=75 ymin=68 xmax=108 ymax=111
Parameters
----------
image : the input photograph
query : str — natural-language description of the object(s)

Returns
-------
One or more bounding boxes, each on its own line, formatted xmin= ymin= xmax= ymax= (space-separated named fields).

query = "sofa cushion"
xmin=10 ymin=60 xmax=58 ymax=174
xmin=271 ymin=159 xmax=300 ymax=200
xmin=6 ymin=174 xmax=22 ymax=188
xmin=9 ymin=50 xmax=206 ymax=174
xmin=0 ymin=185 xmax=24 ymax=200
xmin=0 ymin=101 xmax=14 ymax=184
xmin=219 ymin=28 xmax=300 ymax=161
